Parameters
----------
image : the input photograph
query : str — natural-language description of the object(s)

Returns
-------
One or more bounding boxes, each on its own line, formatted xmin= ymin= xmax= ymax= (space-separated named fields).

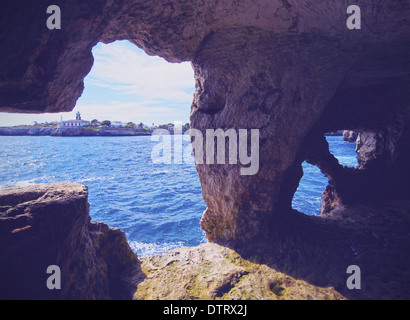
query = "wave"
xmin=128 ymin=240 xmax=187 ymax=257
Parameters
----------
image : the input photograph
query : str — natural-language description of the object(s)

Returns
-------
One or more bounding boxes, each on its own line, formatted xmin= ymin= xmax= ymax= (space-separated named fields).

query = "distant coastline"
xmin=0 ymin=125 xmax=152 ymax=137
xmin=0 ymin=126 xmax=345 ymax=137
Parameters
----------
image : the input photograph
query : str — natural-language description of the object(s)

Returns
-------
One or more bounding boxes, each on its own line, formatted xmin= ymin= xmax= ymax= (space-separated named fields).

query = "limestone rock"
xmin=1 ymin=0 xmax=410 ymax=244
xmin=342 ymin=130 xmax=358 ymax=143
xmin=1 ymin=0 xmax=410 ymax=300
xmin=0 ymin=182 xmax=140 ymax=299
xmin=134 ymin=243 xmax=345 ymax=300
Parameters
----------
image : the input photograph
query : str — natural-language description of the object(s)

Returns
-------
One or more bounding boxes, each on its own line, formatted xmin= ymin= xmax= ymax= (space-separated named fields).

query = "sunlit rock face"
xmin=1 ymin=0 xmax=410 ymax=299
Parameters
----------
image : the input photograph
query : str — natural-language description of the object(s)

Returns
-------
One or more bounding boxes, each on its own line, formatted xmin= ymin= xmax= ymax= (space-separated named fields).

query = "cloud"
xmin=75 ymin=101 xmax=190 ymax=125
xmin=87 ymin=41 xmax=195 ymax=104
xmin=76 ymin=40 xmax=195 ymax=125
xmin=0 ymin=41 xmax=195 ymax=126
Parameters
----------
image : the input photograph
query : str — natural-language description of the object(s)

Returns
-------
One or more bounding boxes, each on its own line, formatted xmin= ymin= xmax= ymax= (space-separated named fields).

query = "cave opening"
xmin=77 ymin=40 xmax=208 ymax=257
xmin=292 ymin=161 xmax=328 ymax=216
xmin=0 ymin=40 xmax=207 ymax=257
xmin=327 ymin=130 xmax=359 ymax=169
xmin=292 ymin=131 xmax=359 ymax=216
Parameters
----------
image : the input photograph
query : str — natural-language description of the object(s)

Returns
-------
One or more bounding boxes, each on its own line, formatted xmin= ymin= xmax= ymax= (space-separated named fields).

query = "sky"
xmin=0 ymin=41 xmax=195 ymax=127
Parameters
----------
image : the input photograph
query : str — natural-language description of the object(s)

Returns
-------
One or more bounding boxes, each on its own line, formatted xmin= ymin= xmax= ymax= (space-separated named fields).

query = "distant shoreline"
xmin=0 ymin=126 xmax=344 ymax=137
xmin=0 ymin=126 xmax=152 ymax=137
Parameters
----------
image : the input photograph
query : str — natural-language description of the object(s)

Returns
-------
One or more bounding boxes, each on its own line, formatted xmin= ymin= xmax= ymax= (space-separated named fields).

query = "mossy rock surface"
xmin=133 ymin=243 xmax=345 ymax=300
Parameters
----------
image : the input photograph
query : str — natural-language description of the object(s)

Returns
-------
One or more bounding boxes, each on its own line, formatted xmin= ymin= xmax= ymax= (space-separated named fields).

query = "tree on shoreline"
xmin=101 ymin=120 xmax=111 ymax=127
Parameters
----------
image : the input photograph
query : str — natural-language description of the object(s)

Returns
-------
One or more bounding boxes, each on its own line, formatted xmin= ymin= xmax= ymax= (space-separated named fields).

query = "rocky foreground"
xmin=0 ymin=182 xmax=140 ymax=299
xmin=135 ymin=243 xmax=345 ymax=300
xmin=1 ymin=182 xmax=409 ymax=300
xmin=1 ymin=0 xmax=410 ymax=300
xmin=0 ymin=182 xmax=344 ymax=300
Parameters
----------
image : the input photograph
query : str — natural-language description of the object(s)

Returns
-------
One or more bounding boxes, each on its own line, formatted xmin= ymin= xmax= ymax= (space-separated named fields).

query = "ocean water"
xmin=292 ymin=136 xmax=358 ymax=216
xmin=0 ymin=135 xmax=357 ymax=256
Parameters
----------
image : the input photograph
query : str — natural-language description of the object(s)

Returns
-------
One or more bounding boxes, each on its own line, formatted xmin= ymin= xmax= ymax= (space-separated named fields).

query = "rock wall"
xmin=0 ymin=182 xmax=141 ymax=299
xmin=342 ymin=130 xmax=358 ymax=143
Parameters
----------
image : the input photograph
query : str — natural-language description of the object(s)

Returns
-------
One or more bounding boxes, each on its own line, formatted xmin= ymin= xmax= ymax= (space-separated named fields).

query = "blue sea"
xmin=0 ymin=135 xmax=357 ymax=256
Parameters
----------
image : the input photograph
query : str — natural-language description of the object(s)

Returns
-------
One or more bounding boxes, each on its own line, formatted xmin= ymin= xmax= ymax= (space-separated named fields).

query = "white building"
xmin=60 ymin=112 xmax=90 ymax=128
xmin=111 ymin=121 xmax=123 ymax=128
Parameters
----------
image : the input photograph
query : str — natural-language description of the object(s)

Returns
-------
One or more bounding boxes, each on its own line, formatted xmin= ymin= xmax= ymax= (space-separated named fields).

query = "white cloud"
xmin=87 ymin=41 xmax=195 ymax=104
xmin=0 ymin=41 xmax=195 ymax=126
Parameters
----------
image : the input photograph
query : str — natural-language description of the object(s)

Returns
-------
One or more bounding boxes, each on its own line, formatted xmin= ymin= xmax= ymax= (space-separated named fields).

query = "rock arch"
xmin=1 ymin=0 xmax=410 ymax=299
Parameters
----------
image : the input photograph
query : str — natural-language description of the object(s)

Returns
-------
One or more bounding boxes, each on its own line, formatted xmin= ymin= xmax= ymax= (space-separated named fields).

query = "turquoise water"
xmin=0 ymin=135 xmax=357 ymax=256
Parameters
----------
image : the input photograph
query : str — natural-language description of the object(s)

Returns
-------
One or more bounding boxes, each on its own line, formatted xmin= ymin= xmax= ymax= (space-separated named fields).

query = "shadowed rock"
xmin=0 ymin=182 xmax=142 ymax=299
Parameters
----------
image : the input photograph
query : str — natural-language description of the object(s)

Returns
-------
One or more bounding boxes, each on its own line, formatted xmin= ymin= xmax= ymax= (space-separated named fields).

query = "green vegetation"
xmin=101 ymin=120 xmax=111 ymax=127
xmin=32 ymin=121 xmax=58 ymax=127
xmin=134 ymin=244 xmax=346 ymax=300
xmin=156 ymin=123 xmax=190 ymax=131
xmin=20 ymin=118 xmax=190 ymax=134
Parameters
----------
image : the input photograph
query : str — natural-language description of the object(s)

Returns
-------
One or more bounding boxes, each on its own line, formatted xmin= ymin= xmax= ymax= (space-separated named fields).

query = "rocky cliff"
xmin=1 ymin=0 xmax=410 ymax=299
xmin=0 ymin=182 xmax=141 ymax=299
xmin=342 ymin=130 xmax=358 ymax=143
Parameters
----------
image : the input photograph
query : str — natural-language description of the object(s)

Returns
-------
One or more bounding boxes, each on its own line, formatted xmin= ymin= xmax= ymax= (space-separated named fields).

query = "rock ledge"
xmin=134 ymin=243 xmax=345 ymax=300
xmin=0 ymin=182 xmax=140 ymax=300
